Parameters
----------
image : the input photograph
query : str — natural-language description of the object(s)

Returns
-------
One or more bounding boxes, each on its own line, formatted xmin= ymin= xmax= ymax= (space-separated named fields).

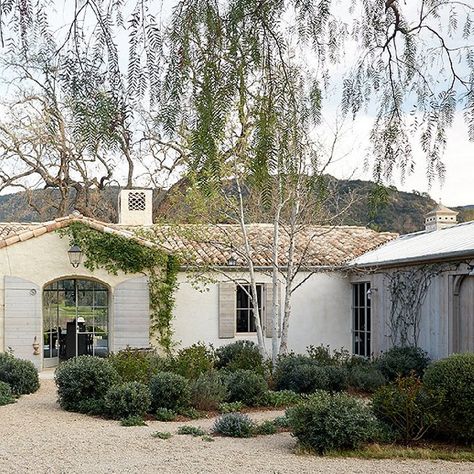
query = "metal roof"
xmin=351 ymin=221 xmax=474 ymax=268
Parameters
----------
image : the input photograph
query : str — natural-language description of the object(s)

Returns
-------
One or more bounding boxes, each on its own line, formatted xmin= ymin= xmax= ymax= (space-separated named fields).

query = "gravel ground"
xmin=0 ymin=379 xmax=472 ymax=474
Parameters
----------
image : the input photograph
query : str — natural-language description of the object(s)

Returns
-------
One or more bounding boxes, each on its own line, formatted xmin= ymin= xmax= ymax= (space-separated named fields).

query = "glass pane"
xmin=353 ymin=284 xmax=359 ymax=307
xmin=236 ymin=309 xmax=249 ymax=332
xmin=359 ymin=308 xmax=365 ymax=331
xmin=366 ymin=333 xmax=371 ymax=357
xmin=358 ymin=284 xmax=365 ymax=308
xmin=237 ymin=285 xmax=249 ymax=309
xmin=94 ymin=290 xmax=108 ymax=307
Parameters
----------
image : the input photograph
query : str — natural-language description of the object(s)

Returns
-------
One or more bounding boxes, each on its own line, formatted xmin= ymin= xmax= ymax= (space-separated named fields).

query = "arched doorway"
xmin=43 ymin=278 xmax=109 ymax=367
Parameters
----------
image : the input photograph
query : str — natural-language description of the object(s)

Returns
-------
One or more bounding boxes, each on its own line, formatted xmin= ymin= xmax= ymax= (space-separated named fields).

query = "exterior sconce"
xmin=227 ymin=253 xmax=237 ymax=266
xmin=32 ymin=336 xmax=40 ymax=356
xmin=367 ymin=287 xmax=378 ymax=300
xmin=68 ymin=244 xmax=83 ymax=268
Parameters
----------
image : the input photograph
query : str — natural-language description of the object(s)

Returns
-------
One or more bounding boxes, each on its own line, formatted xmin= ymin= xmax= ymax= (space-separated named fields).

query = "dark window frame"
xmin=352 ymin=281 xmax=371 ymax=357
xmin=235 ymin=283 xmax=264 ymax=334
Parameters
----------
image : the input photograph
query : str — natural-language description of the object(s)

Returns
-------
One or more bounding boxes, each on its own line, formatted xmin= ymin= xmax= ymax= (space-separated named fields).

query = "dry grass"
xmin=326 ymin=442 xmax=474 ymax=462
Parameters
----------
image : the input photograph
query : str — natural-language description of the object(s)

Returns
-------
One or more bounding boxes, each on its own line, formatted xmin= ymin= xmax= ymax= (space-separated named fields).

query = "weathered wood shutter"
xmin=4 ymin=276 xmax=41 ymax=369
xmin=218 ymin=282 xmax=236 ymax=338
xmin=113 ymin=276 xmax=150 ymax=351
xmin=264 ymin=282 xmax=281 ymax=338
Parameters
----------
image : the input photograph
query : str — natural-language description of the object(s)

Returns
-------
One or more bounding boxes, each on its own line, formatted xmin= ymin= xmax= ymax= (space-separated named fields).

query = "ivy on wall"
xmin=59 ymin=222 xmax=179 ymax=353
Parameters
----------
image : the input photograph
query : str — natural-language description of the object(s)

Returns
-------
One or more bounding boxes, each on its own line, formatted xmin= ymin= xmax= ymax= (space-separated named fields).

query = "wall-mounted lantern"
xmin=68 ymin=244 xmax=83 ymax=268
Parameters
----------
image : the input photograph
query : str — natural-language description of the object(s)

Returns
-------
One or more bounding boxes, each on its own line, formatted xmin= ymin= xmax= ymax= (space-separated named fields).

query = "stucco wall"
xmin=352 ymin=259 xmax=474 ymax=360
xmin=171 ymin=271 xmax=352 ymax=354
xmin=0 ymin=232 xmax=143 ymax=361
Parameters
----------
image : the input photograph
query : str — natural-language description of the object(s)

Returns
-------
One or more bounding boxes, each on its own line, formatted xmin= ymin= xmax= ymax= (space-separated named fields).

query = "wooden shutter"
xmin=219 ymin=282 xmax=236 ymax=338
xmin=4 ymin=276 xmax=41 ymax=369
xmin=265 ymin=282 xmax=281 ymax=338
xmin=113 ymin=276 xmax=150 ymax=351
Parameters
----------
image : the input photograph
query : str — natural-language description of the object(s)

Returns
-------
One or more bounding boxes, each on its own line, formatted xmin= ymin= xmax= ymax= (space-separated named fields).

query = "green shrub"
xmin=323 ymin=366 xmax=349 ymax=392
xmin=263 ymin=390 xmax=301 ymax=407
xmin=177 ymin=425 xmax=206 ymax=436
xmin=287 ymin=391 xmax=380 ymax=454
xmin=0 ymin=381 xmax=14 ymax=406
xmin=349 ymin=365 xmax=387 ymax=392
xmin=423 ymin=353 xmax=474 ymax=442
xmin=149 ymin=372 xmax=190 ymax=411
xmin=190 ymin=371 xmax=228 ymax=411
xmin=104 ymin=382 xmax=151 ymax=419
xmin=108 ymin=348 xmax=160 ymax=384
xmin=215 ymin=341 xmax=264 ymax=374
xmin=178 ymin=407 xmax=202 ymax=419
xmin=274 ymin=356 xmax=329 ymax=393
xmin=155 ymin=407 xmax=177 ymax=421
xmin=307 ymin=345 xmax=353 ymax=366
xmin=375 ymin=346 xmax=430 ymax=381
xmin=173 ymin=343 xmax=215 ymax=379
xmin=55 ymin=355 xmax=120 ymax=414
xmin=0 ymin=353 xmax=39 ymax=395
xmin=213 ymin=412 xmax=255 ymax=438
xmin=152 ymin=431 xmax=172 ymax=439
xmin=225 ymin=369 xmax=267 ymax=406
xmin=273 ymin=415 xmax=290 ymax=428
xmin=372 ymin=374 xmax=442 ymax=443
xmin=218 ymin=401 xmax=244 ymax=413
xmin=120 ymin=416 xmax=147 ymax=426
xmin=255 ymin=420 xmax=277 ymax=435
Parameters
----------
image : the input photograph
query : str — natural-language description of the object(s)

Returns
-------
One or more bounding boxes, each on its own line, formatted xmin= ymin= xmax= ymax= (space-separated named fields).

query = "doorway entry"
xmin=43 ymin=279 xmax=109 ymax=368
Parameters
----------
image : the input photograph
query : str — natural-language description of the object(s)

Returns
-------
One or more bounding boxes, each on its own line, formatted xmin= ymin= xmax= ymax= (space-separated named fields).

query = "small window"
xmin=236 ymin=284 xmax=263 ymax=333
xmin=352 ymin=282 xmax=371 ymax=357
xmin=128 ymin=192 xmax=146 ymax=211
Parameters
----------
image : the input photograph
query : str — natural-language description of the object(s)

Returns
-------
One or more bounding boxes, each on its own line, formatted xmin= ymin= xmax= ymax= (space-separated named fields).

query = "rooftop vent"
xmin=118 ymin=189 xmax=153 ymax=226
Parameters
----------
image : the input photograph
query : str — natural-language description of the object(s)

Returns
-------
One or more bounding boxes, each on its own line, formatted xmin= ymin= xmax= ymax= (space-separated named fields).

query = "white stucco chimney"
xmin=118 ymin=189 xmax=153 ymax=226
xmin=424 ymin=202 xmax=458 ymax=232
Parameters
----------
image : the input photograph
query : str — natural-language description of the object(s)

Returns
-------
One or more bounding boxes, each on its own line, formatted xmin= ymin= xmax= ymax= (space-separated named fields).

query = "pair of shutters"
xmin=218 ymin=282 xmax=281 ymax=339
xmin=3 ymin=276 xmax=150 ymax=369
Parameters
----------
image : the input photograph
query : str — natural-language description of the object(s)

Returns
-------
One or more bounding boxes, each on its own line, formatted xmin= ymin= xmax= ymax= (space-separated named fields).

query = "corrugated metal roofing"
xmin=351 ymin=221 xmax=474 ymax=267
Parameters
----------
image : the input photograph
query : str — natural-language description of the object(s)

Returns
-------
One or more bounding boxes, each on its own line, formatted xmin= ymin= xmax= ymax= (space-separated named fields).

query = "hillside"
xmin=0 ymin=180 xmax=471 ymax=235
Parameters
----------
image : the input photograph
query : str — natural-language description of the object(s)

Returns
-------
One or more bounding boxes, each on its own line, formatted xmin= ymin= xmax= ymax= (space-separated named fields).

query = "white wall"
xmin=0 ymin=232 xmax=143 ymax=361
xmin=172 ymin=270 xmax=352 ymax=354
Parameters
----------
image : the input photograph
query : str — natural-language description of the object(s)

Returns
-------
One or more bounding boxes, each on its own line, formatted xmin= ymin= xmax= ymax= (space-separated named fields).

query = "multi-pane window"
xmin=236 ymin=284 xmax=263 ymax=333
xmin=352 ymin=282 xmax=371 ymax=357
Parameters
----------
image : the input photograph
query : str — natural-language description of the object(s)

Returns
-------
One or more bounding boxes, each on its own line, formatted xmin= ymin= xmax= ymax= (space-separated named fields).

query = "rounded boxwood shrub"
xmin=104 ymin=382 xmax=151 ymax=419
xmin=274 ymin=356 xmax=329 ymax=393
xmin=287 ymin=391 xmax=381 ymax=454
xmin=190 ymin=371 xmax=228 ymax=411
xmin=0 ymin=353 xmax=39 ymax=395
xmin=55 ymin=355 xmax=120 ymax=414
xmin=375 ymin=346 xmax=430 ymax=381
xmin=349 ymin=365 xmax=387 ymax=392
xmin=215 ymin=341 xmax=264 ymax=374
xmin=213 ymin=412 xmax=255 ymax=438
xmin=323 ymin=366 xmax=349 ymax=392
xmin=423 ymin=353 xmax=474 ymax=442
xmin=224 ymin=369 xmax=267 ymax=406
xmin=149 ymin=371 xmax=190 ymax=411
xmin=0 ymin=381 xmax=14 ymax=406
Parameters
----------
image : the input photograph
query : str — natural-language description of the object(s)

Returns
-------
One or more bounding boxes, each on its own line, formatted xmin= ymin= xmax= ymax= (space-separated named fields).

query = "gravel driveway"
xmin=0 ymin=379 xmax=471 ymax=474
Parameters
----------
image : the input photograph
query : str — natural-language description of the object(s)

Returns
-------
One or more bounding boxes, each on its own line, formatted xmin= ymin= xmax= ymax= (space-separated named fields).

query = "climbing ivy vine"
xmin=59 ymin=222 xmax=179 ymax=354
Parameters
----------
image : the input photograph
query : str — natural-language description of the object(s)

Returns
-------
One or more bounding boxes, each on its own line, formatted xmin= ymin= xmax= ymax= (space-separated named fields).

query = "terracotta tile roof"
xmin=137 ymin=224 xmax=397 ymax=267
xmin=0 ymin=214 xmax=397 ymax=268
xmin=0 ymin=213 xmax=156 ymax=250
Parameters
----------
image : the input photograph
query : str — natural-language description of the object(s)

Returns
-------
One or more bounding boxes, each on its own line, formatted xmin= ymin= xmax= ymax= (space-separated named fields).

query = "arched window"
xmin=43 ymin=279 xmax=109 ymax=366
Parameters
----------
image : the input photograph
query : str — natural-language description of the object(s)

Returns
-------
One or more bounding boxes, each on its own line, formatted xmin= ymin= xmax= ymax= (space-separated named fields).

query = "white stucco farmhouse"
xmin=0 ymin=190 xmax=472 ymax=370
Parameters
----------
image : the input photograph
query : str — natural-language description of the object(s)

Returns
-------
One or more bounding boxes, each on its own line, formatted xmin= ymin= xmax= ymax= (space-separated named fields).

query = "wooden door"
xmin=458 ymin=276 xmax=474 ymax=353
